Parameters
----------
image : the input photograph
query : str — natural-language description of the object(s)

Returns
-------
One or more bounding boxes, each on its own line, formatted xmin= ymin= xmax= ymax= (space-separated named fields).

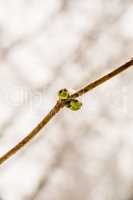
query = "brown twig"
xmin=0 ymin=59 xmax=133 ymax=165
xmin=71 ymin=59 xmax=133 ymax=98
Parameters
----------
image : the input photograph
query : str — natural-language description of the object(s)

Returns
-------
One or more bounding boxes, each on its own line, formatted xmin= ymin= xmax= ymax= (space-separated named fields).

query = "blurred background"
xmin=0 ymin=0 xmax=133 ymax=199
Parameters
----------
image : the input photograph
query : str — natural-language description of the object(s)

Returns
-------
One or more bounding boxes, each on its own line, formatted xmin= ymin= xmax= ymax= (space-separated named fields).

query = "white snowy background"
xmin=0 ymin=0 xmax=133 ymax=199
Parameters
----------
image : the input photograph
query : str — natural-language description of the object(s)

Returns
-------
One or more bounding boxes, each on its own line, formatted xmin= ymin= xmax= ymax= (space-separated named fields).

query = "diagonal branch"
xmin=0 ymin=58 xmax=133 ymax=165
xmin=71 ymin=59 xmax=133 ymax=98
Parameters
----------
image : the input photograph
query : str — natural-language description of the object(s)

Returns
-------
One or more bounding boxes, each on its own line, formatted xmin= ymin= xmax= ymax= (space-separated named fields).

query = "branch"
xmin=71 ymin=59 xmax=133 ymax=98
xmin=0 ymin=59 xmax=133 ymax=165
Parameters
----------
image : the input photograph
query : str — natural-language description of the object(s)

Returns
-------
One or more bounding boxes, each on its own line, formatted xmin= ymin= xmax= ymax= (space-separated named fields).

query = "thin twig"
xmin=0 ymin=101 xmax=64 ymax=165
xmin=0 ymin=59 xmax=133 ymax=165
xmin=71 ymin=59 xmax=133 ymax=98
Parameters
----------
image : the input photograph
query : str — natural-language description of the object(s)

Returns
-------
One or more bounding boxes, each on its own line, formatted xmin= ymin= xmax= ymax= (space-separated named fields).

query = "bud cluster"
xmin=58 ymin=89 xmax=82 ymax=111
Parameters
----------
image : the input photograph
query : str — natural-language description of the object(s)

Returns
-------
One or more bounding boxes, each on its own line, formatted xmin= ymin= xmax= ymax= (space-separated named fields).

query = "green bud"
xmin=58 ymin=88 xmax=70 ymax=100
xmin=67 ymin=99 xmax=82 ymax=111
